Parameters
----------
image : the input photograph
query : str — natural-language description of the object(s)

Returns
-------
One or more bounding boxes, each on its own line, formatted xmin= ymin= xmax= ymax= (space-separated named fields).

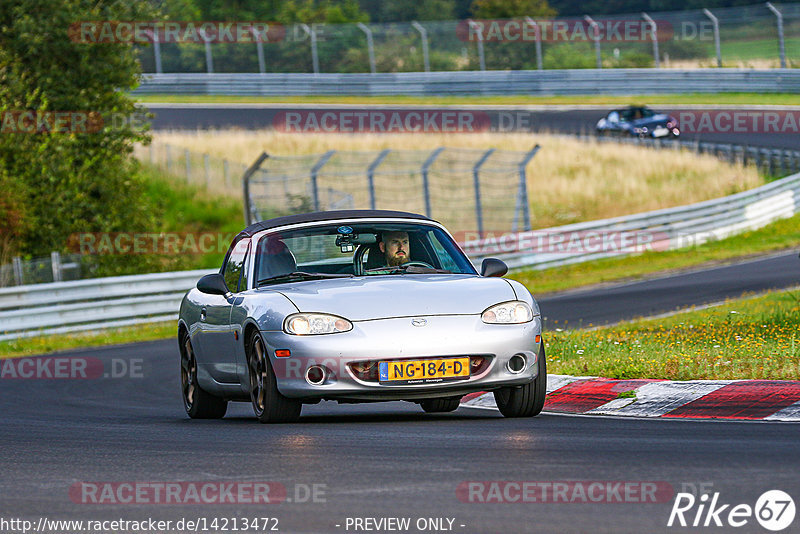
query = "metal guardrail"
xmin=132 ymin=69 xmax=800 ymax=96
xmin=466 ymin=170 xmax=800 ymax=269
xmin=0 ymin=270 xmax=213 ymax=341
xmin=4 ymin=137 xmax=799 ymax=340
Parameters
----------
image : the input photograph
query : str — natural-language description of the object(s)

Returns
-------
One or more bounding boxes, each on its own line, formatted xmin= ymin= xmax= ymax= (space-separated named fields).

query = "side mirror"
xmin=480 ymin=258 xmax=508 ymax=278
xmin=197 ymin=273 xmax=229 ymax=295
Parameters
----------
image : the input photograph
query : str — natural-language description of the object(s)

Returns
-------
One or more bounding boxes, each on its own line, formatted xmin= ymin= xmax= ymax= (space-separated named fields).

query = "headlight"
xmin=284 ymin=313 xmax=353 ymax=335
xmin=481 ymin=301 xmax=534 ymax=324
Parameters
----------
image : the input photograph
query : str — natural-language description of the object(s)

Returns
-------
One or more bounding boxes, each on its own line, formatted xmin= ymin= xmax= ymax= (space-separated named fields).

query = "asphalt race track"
xmin=2 ymin=339 xmax=800 ymax=534
xmin=538 ymin=250 xmax=800 ymax=328
xmin=146 ymin=104 xmax=800 ymax=149
xmin=2 ymin=252 xmax=799 ymax=533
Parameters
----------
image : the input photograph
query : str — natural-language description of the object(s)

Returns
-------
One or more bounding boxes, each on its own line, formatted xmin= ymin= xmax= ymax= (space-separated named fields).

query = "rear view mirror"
xmin=481 ymin=258 xmax=508 ymax=278
xmin=197 ymin=273 xmax=229 ymax=295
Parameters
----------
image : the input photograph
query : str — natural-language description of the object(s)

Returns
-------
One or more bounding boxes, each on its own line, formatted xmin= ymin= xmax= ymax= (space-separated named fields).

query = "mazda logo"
xmin=411 ymin=318 xmax=427 ymax=327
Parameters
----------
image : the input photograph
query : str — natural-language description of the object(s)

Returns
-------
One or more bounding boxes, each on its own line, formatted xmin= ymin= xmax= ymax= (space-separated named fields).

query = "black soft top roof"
xmin=240 ymin=210 xmax=435 ymax=237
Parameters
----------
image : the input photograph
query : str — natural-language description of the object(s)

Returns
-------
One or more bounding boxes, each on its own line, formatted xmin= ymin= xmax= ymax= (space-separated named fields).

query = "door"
xmin=198 ymin=237 xmax=250 ymax=384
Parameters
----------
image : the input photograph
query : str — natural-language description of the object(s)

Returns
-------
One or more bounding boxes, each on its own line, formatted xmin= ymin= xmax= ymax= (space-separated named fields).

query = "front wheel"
xmin=180 ymin=332 xmax=227 ymax=419
xmin=248 ymin=330 xmax=302 ymax=424
xmin=494 ymin=343 xmax=547 ymax=418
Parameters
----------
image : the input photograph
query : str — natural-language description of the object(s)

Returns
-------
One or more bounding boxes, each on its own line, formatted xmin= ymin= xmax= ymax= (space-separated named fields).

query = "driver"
xmin=379 ymin=231 xmax=410 ymax=266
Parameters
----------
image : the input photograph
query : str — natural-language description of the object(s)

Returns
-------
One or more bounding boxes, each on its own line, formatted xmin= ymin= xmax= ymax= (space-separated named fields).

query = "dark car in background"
xmin=596 ymin=106 xmax=680 ymax=139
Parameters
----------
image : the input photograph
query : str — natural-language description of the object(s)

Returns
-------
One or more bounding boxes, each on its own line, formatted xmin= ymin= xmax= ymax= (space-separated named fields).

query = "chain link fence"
xmin=135 ymin=2 xmax=800 ymax=74
xmin=0 ymin=252 xmax=83 ymax=287
xmin=242 ymin=147 xmax=541 ymax=238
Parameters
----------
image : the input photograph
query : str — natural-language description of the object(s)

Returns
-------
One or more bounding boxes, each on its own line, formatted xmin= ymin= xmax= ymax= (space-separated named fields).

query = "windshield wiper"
xmin=257 ymin=271 xmax=352 ymax=286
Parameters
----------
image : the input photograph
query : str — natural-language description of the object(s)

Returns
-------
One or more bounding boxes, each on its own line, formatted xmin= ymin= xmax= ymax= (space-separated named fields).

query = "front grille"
xmin=347 ymin=355 xmax=492 ymax=383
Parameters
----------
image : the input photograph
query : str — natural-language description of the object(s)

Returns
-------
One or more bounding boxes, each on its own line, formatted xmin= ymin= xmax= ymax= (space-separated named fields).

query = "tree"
xmin=358 ymin=0 xmax=457 ymax=22
xmin=0 ymin=0 xmax=155 ymax=258
xmin=470 ymin=0 xmax=556 ymax=19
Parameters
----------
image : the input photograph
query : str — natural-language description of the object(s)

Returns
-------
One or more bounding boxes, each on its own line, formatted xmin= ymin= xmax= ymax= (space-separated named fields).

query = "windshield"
xmin=254 ymin=222 xmax=476 ymax=284
xmin=620 ymin=107 xmax=655 ymax=121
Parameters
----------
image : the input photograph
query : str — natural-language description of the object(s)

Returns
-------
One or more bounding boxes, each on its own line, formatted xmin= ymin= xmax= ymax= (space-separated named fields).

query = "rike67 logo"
xmin=668 ymin=490 xmax=795 ymax=531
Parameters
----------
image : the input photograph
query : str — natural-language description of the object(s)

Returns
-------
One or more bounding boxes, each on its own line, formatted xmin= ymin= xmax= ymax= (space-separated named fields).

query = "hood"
xmin=261 ymin=274 xmax=516 ymax=321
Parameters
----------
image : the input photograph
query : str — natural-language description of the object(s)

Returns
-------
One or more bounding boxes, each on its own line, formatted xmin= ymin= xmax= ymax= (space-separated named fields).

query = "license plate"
xmin=653 ymin=127 xmax=669 ymax=137
xmin=379 ymin=357 xmax=470 ymax=384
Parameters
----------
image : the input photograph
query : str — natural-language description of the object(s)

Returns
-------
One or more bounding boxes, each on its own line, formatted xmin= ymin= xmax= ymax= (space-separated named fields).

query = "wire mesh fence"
xmin=243 ymin=147 xmax=541 ymax=238
xmin=134 ymin=2 xmax=800 ymax=74
xmin=0 ymin=253 xmax=83 ymax=287
xmin=133 ymin=142 xmax=250 ymax=197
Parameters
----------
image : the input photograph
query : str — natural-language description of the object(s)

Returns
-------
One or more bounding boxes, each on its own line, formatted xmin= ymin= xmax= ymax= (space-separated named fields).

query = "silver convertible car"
xmin=178 ymin=210 xmax=546 ymax=423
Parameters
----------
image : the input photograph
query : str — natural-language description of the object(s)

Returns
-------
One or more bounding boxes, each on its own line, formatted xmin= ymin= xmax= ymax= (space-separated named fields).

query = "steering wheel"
xmin=401 ymin=261 xmax=434 ymax=269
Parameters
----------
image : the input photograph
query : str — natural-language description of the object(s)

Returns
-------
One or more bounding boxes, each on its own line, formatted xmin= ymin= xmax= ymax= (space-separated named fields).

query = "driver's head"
xmin=379 ymin=231 xmax=410 ymax=267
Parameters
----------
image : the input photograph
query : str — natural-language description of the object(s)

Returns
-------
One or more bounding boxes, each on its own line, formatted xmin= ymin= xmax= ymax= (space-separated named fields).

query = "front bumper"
xmin=260 ymin=314 xmax=542 ymax=401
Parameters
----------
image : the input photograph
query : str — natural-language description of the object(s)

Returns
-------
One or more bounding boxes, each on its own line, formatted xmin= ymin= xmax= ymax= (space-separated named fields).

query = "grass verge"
xmin=150 ymin=131 xmax=761 ymax=230
xmin=0 ymin=322 xmax=175 ymax=359
xmin=511 ymin=213 xmax=800 ymax=296
xmin=135 ymin=93 xmax=800 ymax=107
xmin=548 ymin=288 xmax=800 ymax=380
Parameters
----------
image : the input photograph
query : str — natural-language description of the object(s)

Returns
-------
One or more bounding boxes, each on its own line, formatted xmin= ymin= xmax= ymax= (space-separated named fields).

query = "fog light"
xmin=507 ymin=354 xmax=526 ymax=374
xmin=305 ymin=365 xmax=326 ymax=385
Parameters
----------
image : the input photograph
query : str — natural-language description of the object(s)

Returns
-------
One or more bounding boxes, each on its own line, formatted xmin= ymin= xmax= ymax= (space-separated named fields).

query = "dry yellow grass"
xmin=146 ymin=130 xmax=762 ymax=228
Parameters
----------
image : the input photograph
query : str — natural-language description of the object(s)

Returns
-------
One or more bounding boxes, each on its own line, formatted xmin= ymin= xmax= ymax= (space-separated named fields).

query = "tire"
xmin=420 ymin=397 xmax=461 ymax=413
xmin=247 ymin=330 xmax=302 ymax=424
xmin=494 ymin=343 xmax=547 ymax=418
xmin=180 ymin=331 xmax=227 ymax=419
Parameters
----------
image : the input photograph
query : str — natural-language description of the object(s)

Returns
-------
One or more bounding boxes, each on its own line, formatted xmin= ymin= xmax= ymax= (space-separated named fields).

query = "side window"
xmin=607 ymin=111 xmax=619 ymax=124
xmin=223 ymin=238 xmax=251 ymax=292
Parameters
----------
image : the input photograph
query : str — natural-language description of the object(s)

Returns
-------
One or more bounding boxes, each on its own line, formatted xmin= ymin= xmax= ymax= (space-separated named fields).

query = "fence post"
xmin=473 ymin=149 xmax=495 ymax=239
xmin=515 ymin=145 xmax=539 ymax=232
xmin=421 ymin=147 xmax=445 ymax=218
xmin=299 ymin=24 xmax=320 ymax=74
xmin=525 ymin=17 xmax=543 ymax=70
xmin=242 ymin=152 xmax=270 ymax=226
xmin=310 ymin=151 xmax=336 ymax=211
xmin=584 ymin=16 xmax=602 ymax=69
xmin=184 ymin=149 xmax=191 ymax=183
xmin=252 ymin=27 xmax=266 ymax=73
xmin=152 ymin=30 xmax=163 ymax=74
xmin=642 ymin=13 xmax=660 ymax=68
xmin=367 ymin=149 xmax=390 ymax=210
xmin=51 ymin=251 xmax=62 ymax=283
xmin=703 ymin=9 xmax=722 ymax=67
xmin=223 ymin=159 xmax=230 ymax=188
xmin=356 ymin=22 xmax=377 ymax=74
xmin=411 ymin=21 xmax=430 ymax=72
xmin=200 ymin=29 xmax=214 ymax=73
xmin=12 ymin=257 xmax=23 ymax=286
xmin=467 ymin=20 xmax=486 ymax=71
xmin=766 ymin=2 xmax=787 ymax=68
xmin=204 ymin=153 xmax=211 ymax=188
